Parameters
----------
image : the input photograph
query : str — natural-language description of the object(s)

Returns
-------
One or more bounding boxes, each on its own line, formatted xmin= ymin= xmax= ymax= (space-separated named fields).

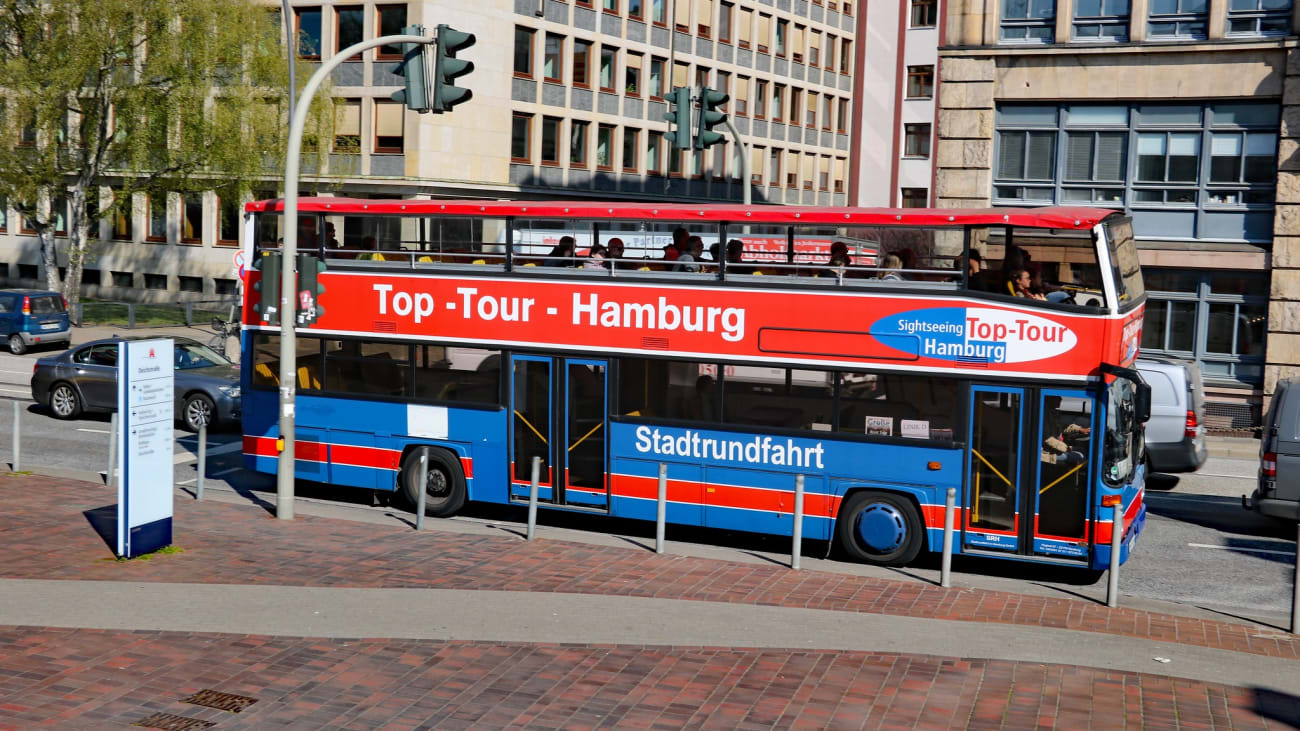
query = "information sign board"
xmin=116 ymin=339 xmax=175 ymax=558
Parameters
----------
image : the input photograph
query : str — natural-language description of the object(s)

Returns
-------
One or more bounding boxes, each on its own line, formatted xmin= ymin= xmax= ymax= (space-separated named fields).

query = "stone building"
xmin=938 ymin=0 xmax=1299 ymax=425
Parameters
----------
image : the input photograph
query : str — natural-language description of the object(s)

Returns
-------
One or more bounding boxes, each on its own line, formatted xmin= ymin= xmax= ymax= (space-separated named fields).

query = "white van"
xmin=1135 ymin=356 xmax=1207 ymax=473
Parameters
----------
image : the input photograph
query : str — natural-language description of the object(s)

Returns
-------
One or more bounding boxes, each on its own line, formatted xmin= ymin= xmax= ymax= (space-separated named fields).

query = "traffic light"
xmin=432 ymin=24 xmax=475 ymax=113
xmin=695 ymin=86 xmax=729 ymax=149
xmin=295 ymin=253 xmax=326 ymax=327
xmin=663 ymin=87 xmax=692 ymax=149
xmin=391 ymin=24 xmax=431 ymax=112
xmin=252 ymin=251 xmax=281 ymax=326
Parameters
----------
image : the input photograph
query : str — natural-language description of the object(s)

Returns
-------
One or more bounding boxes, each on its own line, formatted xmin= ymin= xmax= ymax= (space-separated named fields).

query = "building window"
xmin=792 ymin=24 xmax=805 ymax=63
xmin=993 ymin=103 xmax=1279 ymax=241
xmin=630 ymin=0 xmax=644 ymax=20
xmin=512 ymin=112 xmax=532 ymax=163
xmin=757 ymin=13 xmax=771 ymax=54
xmin=53 ymin=197 xmax=67 ymax=236
xmin=294 ymin=7 xmax=322 ymax=59
xmin=911 ymin=0 xmax=937 ymax=26
xmin=750 ymin=146 xmax=765 ymax=185
xmin=768 ymin=148 xmax=782 ymax=186
xmin=840 ymin=39 xmax=852 ymax=74
xmin=697 ymin=0 xmax=713 ymax=36
xmin=771 ymin=84 xmax=785 ymax=122
xmin=1001 ymin=0 xmax=1056 ymax=42
xmin=775 ymin=18 xmax=788 ymax=56
xmin=649 ymin=57 xmax=665 ymax=98
xmin=904 ymin=123 xmax=931 ymax=157
xmin=626 ymin=54 xmax=642 ymax=96
xmin=818 ymin=156 xmax=830 ymax=190
xmin=599 ymin=46 xmax=617 ymax=92
xmin=1227 ymin=0 xmax=1292 ymax=35
xmin=674 ymin=0 xmax=691 ymax=31
xmin=906 ymin=66 xmax=934 ymax=98
xmin=543 ymin=34 xmax=563 ymax=83
xmin=0 ymin=195 xmax=6 ymax=233
xmin=901 ymin=188 xmax=928 ymax=207
xmin=716 ymin=71 xmax=730 ymax=110
xmin=373 ymin=101 xmax=403 ymax=154
xmin=574 ymin=40 xmax=593 ymax=88
xmin=737 ymin=76 xmax=751 ymax=116
xmin=719 ymin=1 xmax=734 ymax=42
xmin=1073 ymin=0 xmax=1130 ymax=40
xmin=837 ymin=98 xmax=849 ymax=133
xmin=1141 ymin=269 xmax=1267 ymax=384
xmin=652 ymin=0 xmax=667 ymax=25
xmin=376 ymin=5 xmax=407 ymax=60
xmin=179 ymin=276 xmax=203 ymax=294
xmin=333 ymin=98 xmax=361 ymax=153
xmin=603 ymin=0 xmax=619 ymax=13
xmin=218 ymin=196 xmax=240 ymax=246
xmin=806 ymin=92 xmax=817 ymax=128
xmin=144 ymin=274 xmax=168 ymax=291
xmin=647 ymin=131 xmax=664 ymax=174
xmin=809 ymin=31 xmax=821 ymax=66
xmin=695 ymin=65 xmax=710 ymax=90
xmin=834 ymin=157 xmax=846 ymax=193
xmin=111 ymin=190 xmax=132 ymax=241
xmin=541 ymin=116 xmax=561 ymax=165
xmin=821 ymin=95 xmax=832 ymax=131
xmin=752 ymin=79 xmax=765 ymax=119
xmin=597 ymin=124 xmax=614 ymax=169
xmin=336 ymin=6 xmax=364 ymax=52
xmin=824 ymin=34 xmax=836 ymax=70
xmin=623 ymin=128 xmax=640 ymax=172
xmin=514 ymin=27 xmax=534 ymax=78
xmin=738 ymin=7 xmax=752 ymax=48
xmin=571 ymin=120 xmax=589 ymax=167
xmin=147 ymin=196 xmax=167 ymax=242
xmin=181 ymin=196 xmax=203 ymax=244
xmin=1147 ymin=0 xmax=1208 ymax=39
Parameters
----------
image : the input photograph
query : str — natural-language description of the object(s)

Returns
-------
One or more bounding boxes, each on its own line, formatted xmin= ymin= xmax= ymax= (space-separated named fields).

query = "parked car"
xmin=30 ymin=336 xmax=241 ymax=432
xmin=0 ymin=289 xmax=71 ymax=355
xmin=1244 ymin=378 xmax=1300 ymax=521
xmin=1135 ymin=356 xmax=1207 ymax=473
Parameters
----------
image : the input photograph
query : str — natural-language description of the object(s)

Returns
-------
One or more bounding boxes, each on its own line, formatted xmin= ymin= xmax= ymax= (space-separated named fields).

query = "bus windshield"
xmin=1103 ymin=377 xmax=1140 ymax=485
xmin=1104 ymin=217 xmax=1144 ymax=305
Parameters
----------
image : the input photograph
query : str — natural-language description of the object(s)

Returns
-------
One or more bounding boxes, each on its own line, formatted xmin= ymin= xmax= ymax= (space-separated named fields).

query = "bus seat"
xmin=752 ymin=270 xmax=764 ymax=276
xmin=637 ymin=266 xmax=651 ymax=271
xmin=371 ymin=252 xmax=386 ymax=261
xmin=254 ymin=362 xmax=278 ymax=385
xmin=417 ymin=255 xmax=434 ymax=263
xmin=297 ymin=364 xmax=321 ymax=390
xmin=472 ymin=259 xmax=487 ymax=265
xmin=523 ymin=262 xmax=537 ymax=267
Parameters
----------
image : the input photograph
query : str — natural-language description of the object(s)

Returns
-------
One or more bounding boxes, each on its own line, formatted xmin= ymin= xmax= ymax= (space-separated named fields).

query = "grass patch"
xmin=104 ymin=545 xmax=185 ymax=562
xmin=78 ymin=300 xmax=228 ymax=328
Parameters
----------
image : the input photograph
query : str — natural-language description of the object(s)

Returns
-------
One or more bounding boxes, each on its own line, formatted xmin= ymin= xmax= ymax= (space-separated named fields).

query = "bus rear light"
xmin=21 ymin=296 xmax=30 ymax=315
xmin=1263 ymin=453 xmax=1276 ymax=479
xmin=1101 ymin=494 xmax=1122 ymax=508
xmin=1184 ymin=410 xmax=1198 ymax=439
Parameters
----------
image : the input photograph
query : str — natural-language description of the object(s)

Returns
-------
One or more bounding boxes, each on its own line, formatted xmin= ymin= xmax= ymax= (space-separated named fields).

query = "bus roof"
xmin=245 ymin=199 xmax=1120 ymax=230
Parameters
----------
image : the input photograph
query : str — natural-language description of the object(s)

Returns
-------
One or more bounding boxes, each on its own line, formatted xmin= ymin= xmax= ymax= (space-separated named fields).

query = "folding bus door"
xmin=510 ymin=355 xmax=554 ymax=502
xmin=965 ymin=387 xmax=1024 ymax=553
xmin=562 ymin=359 xmax=609 ymax=511
xmin=1031 ymin=389 xmax=1095 ymax=560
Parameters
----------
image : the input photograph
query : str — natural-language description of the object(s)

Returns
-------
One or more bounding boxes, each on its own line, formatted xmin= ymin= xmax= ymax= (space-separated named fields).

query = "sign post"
xmin=116 ymin=339 xmax=175 ymax=558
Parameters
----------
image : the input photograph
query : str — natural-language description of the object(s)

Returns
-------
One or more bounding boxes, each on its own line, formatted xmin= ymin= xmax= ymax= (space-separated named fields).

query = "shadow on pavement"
xmin=1146 ymin=472 xmax=1181 ymax=491
xmin=1145 ymin=493 xmax=1297 ymax=543
xmin=1250 ymin=687 xmax=1300 ymax=729
xmin=82 ymin=504 xmax=117 ymax=553
xmin=1196 ymin=605 xmax=1291 ymax=634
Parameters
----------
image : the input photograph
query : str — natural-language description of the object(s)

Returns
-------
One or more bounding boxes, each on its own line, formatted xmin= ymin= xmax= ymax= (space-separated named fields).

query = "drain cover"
xmin=181 ymin=689 xmax=258 ymax=713
xmin=132 ymin=712 xmax=215 ymax=730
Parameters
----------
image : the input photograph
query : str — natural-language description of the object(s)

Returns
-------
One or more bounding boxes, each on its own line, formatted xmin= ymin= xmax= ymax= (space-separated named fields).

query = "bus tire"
xmin=401 ymin=447 xmax=466 ymax=518
xmin=836 ymin=491 xmax=924 ymax=566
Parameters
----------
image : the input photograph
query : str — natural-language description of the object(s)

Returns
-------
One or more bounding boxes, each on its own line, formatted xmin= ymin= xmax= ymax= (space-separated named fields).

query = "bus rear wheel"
xmin=400 ymin=447 xmax=467 ymax=518
xmin=836 ymin=491 xmax=924 ymax=566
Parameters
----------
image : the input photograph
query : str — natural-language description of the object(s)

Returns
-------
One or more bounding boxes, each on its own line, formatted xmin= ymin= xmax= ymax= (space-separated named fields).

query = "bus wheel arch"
xmin=399 ymin=445 xmax=467 ymax=518
xmin=834 ymin=489 xmax=925 ymax=566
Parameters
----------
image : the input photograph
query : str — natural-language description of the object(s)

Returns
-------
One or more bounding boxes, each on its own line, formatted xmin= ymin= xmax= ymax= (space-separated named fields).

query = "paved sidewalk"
xmin=1 ymin=474 xmax=1299 ymax=728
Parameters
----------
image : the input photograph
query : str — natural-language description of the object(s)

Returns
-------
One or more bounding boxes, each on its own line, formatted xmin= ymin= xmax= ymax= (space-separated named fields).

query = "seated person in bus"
xmin=1041 ymin=396 xmax=1090 ymax=466
xmin=877 ymin=254 xmax=905 ymax=281
xmin=895 ymin=248 xmax=917 ymax=278
xmin=664 ymin=227 xmax=688 ymax=263
xmin=685 ymin=375 xmax=717 ymax=421
xmin=708 ymin=242 xmax=722 ymax=267
xmin=1030 ymin=262 xmax=1072 ymax=303
xmin=606 ymin=237 xmax=626 ymax=269
xmin=997 ymin=246 xmax=1028 ymax=295
xmin=724 ymin=239 xmax=751 ymax=274
xmin=544 ymin=236 xmax=576 ymax=267
xmin=583 ymin=243 xmax=608 ymax=270
xmin=674 ymin=236 xmax=705 ymax=272
xmin=822 ymin=242 xmax=852 ymax=278
xmin=967 ymin=250 xmax=990 ymax=291
xmin=1010 ymin=268 xmax=1046 ymax=300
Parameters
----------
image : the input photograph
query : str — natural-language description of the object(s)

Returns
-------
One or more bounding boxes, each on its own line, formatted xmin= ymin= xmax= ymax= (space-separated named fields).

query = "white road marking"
xmin=210 ymin=467 xmax=241 ymax=477
xmin=1191 ymin=471 xmax=1254 ymax=480
xmin=1187 ymin=542 xmax=1295 ymax=557
xmin=177 ymin=478 xmax=196 ymax=486
xmin=0 ymin=387 xmax=30 ymax=395
xmin=77 ymin=428 xmax=112 ymax=434
xmin=0 ymin=368 xmax=34 ymax=374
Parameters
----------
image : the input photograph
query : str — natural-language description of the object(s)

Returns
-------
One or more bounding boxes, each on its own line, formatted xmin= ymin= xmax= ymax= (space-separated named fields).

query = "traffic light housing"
xmin=391 ymin=25 xmax=432 ymax=112
xmin=664 ymin=87 xmax=692 ymax=149
xmin=432 ymin=24 xmax=475 ymax=113
xmin=252 ymin=251 xmax=281 ymax=326
xmin=695 ymin=87 xmax=728 ymax=149
xmin=295 ymin=253 xmax=326 ymax=327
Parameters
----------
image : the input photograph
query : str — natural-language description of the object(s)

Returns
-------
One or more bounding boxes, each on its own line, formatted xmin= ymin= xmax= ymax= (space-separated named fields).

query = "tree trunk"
xmin=64 ymin=184 xmax=89 ymax=326
xmin=40 ymin=228 xmax=59 ymax=293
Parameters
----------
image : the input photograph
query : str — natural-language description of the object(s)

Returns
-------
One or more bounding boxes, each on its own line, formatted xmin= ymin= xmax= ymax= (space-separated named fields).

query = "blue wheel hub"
xmin=855 ymin=503 xmax=906 ymax=553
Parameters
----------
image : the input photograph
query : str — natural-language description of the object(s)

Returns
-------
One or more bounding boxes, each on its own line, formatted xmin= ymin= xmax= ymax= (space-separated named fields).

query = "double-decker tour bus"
xmin=240 ymin=199 xmax=1149 ymax=569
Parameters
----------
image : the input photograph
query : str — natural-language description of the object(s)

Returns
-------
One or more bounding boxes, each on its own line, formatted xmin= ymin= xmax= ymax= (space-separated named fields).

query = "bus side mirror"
xmin=1135 ymin=382 xmax=1152 ymax=424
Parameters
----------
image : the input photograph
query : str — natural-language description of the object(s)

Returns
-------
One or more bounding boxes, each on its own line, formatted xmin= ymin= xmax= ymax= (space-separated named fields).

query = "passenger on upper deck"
xmin=544 ymin=236 xmax=576 ymax=267
xmin=724 ymin=239 xmax=750 ymax=275
xmin=823 ymin=241 xmax=851 ymax=278
xmin=877 ymin=254 xmax=905 ymax=282
xmin=606 ymin=238 xmax=626 ymax=269
xmin=675 ymin=236 xmax=705 ymax=273
xmin=1011 ymin=268 xmax=1046 ymax=300
xmin=967 ymin=250 xmax=990 ymax=291
xmin=665 ymin=227 xmax=687 ymax=263
xmin=583 ymin=243 xmax=608 ymax=270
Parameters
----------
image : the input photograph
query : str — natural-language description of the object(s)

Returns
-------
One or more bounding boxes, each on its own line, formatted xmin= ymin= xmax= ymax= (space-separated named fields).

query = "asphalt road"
xmin=1 ymin=343 xmax=1294 ymax=625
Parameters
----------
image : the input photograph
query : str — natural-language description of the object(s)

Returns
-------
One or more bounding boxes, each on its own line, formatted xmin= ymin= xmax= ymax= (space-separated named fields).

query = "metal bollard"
xmin=415 ymin=450 xmax=428 ymax=531
xmin=655 ymin=463 xmax=667 ymax=554
xmin=1107 ymin=502 xmax=1123 ymax=608
xmin=107 ymin=412 xmax=117 ymax=485
xmin=526 ymin=456 xmax=540 ymax=541
xmin=195 ymin=424 xmax=207 ymax=500
xmin=127 ymin=303 xmax=135 ymax=330
xmin=941 ymin=487 xmax=956 ymax=588
xmin=791 ymin=474 xmax=805 ymax=570
xmin=11 ymin=401 xmax=19 ymax=472
xmin=184 ymin=302 xmax=193 ymax=326
xmin=1291 ymin=521 xmax=1299 ymax=635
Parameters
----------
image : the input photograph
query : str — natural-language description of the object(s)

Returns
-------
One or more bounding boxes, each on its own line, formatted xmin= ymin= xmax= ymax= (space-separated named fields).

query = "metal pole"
xmin=275 ymin=32 xmax=431 ymax=521
xmin=526 ymin=456 xmax=540 ymax=541
xmin=1291 ymin=521 xmax=1299 ymax=634
xmin=792 ymin=474 xmax=805 ymax=570
xmin=415 ymin=450 xmax=428 ymax=531
xmin=11 ymin=401 xmax=19 ymax=472
xmin=107 ymin=411 xmax=117 ymax=484
xmin=655 ymin=463 xmax=667 ymax=554
xmin=281 ymin=0 xmax=296 ymax=129
xmin=195 ymin=424 xmax=207 ymax=501
xmin=723 ymin=117 xmax=751 ymax=206
xmin=941 ymin=486 xmax=956 ymax=588
xmin=1107 ymin=502 xmax=1123 ymax=608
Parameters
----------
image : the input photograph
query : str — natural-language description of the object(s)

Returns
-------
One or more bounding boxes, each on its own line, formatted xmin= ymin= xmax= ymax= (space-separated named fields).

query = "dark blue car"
xmin=0 ymin=289 xmax=71 ymax=355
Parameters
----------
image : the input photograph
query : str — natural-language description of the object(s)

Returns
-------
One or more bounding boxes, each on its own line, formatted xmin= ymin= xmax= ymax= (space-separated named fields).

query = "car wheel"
xmin=400 ymin=447 xmax=467 ymax=518
xmin=49 ymin=382 xmax=82 ymax=419
xmin=8 ymin=334 xmax=26 ymax=355
xmin=181 ymin=393 xmax=215 ymax=432
xmin=836 ymin=491 xmax=925 ymax=566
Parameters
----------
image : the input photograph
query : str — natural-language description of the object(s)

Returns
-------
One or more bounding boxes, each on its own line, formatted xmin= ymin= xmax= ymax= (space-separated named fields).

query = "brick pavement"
xmin=3 ymin=474 xmax=1300 ymax=729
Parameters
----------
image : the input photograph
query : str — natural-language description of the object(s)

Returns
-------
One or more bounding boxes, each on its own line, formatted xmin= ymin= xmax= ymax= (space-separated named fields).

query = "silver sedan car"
xmin=30 ymin=336 xmax=241 ymax=432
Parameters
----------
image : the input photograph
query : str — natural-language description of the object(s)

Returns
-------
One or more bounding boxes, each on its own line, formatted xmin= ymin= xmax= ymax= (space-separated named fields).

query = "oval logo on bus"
xmin=870 ymin=307 xmax=1078 ymax=364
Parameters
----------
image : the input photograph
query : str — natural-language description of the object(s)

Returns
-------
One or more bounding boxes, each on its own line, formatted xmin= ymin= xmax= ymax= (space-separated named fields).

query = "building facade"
xmin=938 ymin=0 xmax=1300 ymax=425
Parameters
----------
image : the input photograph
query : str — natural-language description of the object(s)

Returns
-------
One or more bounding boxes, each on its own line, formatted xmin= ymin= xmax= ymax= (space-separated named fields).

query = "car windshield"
xmin=174 ymin=342 xmax=231 ymax=370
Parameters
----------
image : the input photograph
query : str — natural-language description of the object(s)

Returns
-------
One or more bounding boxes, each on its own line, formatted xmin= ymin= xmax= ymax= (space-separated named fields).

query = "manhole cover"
xmin=132 ymin=712 xmax=215 ymax=730
xmin=181 ymin=689 xmax=258 ymax=713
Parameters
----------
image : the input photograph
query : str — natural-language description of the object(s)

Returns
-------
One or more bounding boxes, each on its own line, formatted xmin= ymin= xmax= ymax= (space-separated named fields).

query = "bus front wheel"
xmin=400 ymin=447 xmax=467 ymax=518
xmin=836 ymin=491 xmax=924 ymax=566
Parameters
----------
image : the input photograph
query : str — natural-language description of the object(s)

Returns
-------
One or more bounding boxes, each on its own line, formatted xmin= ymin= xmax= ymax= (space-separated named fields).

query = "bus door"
xmin=509 ymin=355 xmax=609 ymax=511
xmin=965 ymin=386 xmax=1095 ymax=561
